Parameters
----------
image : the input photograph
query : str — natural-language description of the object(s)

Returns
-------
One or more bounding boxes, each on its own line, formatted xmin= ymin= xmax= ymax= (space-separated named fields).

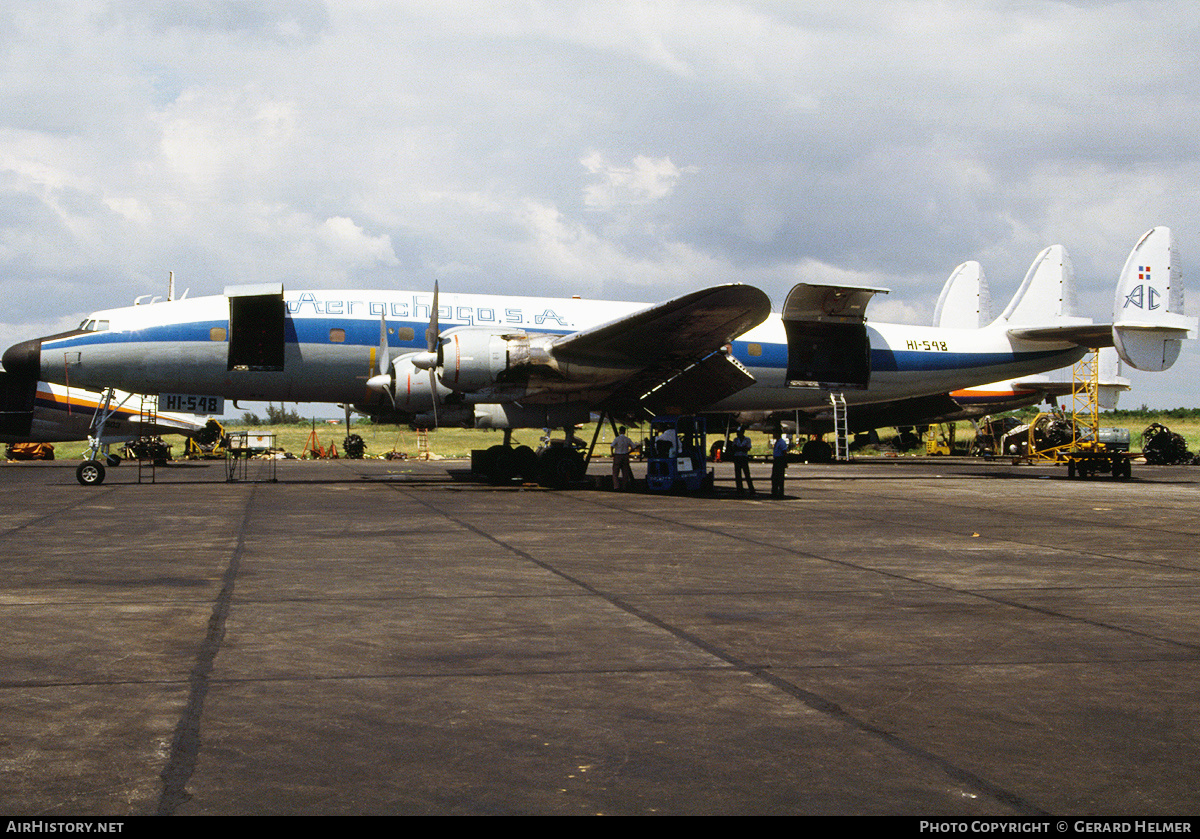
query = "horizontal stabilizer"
xmin=1007 ymin=323 xmax=1114 ymax=347
xmin=1112 ymin=227 xmax=1196 ymax=371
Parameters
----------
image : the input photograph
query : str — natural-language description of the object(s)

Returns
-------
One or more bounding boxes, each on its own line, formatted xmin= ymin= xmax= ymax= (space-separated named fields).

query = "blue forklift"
xmin=645 ymin=415 xmax=714 ymax=494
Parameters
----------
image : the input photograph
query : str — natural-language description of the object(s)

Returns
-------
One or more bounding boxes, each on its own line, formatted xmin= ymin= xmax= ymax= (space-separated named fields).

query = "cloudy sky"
xmin=3 ymin=0 xmax=1199 ymax=407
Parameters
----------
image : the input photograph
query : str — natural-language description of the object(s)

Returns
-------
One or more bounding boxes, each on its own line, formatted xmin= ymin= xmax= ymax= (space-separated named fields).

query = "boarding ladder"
xmin=137 ymin=394 xmax=157 ymax=483
xmin=829 ymin=391 xmax=851 ymax=461
xmin=417 ymin=429 xmax=430 ymax=460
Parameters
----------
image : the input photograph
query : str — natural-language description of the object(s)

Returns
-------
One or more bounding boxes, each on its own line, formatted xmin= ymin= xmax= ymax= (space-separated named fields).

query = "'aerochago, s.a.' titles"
xmin=3 ymin=226 xmax=1194 ymax=467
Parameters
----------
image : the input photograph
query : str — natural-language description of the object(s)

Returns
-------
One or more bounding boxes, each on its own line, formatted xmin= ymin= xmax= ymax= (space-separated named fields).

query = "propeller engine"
xmin=366 ymin=282 xmax=452 ymax=423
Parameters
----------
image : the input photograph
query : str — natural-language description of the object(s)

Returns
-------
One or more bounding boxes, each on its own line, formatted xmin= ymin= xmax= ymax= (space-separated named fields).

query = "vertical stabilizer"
xmin=1000 ymin=244 xmax=1089 ymax=328
xmin=934 ymin=261 xmax=992 ymax=328
xmin=1112 ymin=227 xmax=1196 ymax=371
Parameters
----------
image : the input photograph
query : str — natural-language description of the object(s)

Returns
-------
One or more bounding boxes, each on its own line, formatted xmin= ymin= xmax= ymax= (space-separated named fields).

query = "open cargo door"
xmin=226 ymin=283 xmax=286 ymax=372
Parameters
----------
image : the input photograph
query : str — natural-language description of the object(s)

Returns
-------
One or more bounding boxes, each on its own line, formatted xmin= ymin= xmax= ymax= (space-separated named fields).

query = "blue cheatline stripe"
xmin=43 ymin=316 xmax=1076 ymax=376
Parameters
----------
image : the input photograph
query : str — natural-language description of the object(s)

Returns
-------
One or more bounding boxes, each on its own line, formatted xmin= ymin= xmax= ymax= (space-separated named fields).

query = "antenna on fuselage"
xmin=168 ymin=271 xmax=174 ymax=302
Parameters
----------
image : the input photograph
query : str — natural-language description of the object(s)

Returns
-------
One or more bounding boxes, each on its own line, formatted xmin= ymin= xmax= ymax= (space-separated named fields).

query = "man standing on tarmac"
xmin=611 ymin=426 xmax=635 ymax=491
xmin=730 ymin=427 xmax=755 ymax=496
xmin=771 ymin=429 xmax=789 ymax=498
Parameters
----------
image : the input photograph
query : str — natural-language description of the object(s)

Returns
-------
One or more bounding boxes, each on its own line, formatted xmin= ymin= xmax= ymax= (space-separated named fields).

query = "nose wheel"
xmin=76 ymin=459 xmax=106 ymax=486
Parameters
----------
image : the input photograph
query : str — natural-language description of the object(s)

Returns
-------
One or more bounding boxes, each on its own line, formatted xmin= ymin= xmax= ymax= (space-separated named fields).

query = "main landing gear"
xmin=473 ymin=427 xmax=587 ymax=488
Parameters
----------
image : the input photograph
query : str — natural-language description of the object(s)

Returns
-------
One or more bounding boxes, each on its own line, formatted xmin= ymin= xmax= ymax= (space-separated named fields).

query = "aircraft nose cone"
xmin=2 ymin=339 xmax=42 ymax=379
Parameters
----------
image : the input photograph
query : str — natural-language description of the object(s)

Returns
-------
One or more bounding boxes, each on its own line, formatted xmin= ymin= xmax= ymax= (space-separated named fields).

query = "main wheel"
xmin=76 ymin=460 xmax=106 ymax=486
xmin=485 ymin=444 xmax=517 ymax=483
xmin=514 ymin=446 xmax=539 ymax=483
xmin=537 ymin=448 xmax=585 ymax=489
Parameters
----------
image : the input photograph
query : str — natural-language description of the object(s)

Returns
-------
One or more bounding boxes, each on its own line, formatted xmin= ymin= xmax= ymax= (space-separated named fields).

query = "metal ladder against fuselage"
xmin=137 ymin=394 xmax=157 ymax=483
xmin=829 ymin=391 xmax=850 ymax=461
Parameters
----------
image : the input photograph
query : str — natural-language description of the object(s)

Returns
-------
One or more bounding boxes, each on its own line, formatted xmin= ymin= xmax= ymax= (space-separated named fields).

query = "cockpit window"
xmin=77 ymin=319 xmax=110 ymax=332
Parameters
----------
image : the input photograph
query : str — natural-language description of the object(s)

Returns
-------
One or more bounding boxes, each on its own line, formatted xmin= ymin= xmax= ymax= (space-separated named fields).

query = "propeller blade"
xmin=378 ymin=315 xmax=389 ymax=376
xmin=429 ymin=369 xmax=439 ymax=427
xmin=369 ymin=314 xmax=395 ymax=408
xmin=425 ymin=281 xmax=440 ymax=354
xmin=423 ymin=282 xmax=442 ymax=425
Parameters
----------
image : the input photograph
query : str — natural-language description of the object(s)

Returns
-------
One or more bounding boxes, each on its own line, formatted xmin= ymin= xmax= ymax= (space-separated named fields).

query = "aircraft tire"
xmin=514 ymin=446 xmax=538 ymax=483
xmin=536 ymin=449 xmax=568 ymax=488
xmin=485 ymin=444 xmax=517 ymax=483
xmin=76 ymin=460 xmax=106 ymax=486
xmin=537 ymin=448 xmax=584 ymax=489
xmin=801 ymin=439 xmax=833 ymax=464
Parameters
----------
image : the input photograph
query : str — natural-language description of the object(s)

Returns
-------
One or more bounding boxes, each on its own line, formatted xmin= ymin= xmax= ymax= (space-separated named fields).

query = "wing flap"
xmin=609 ymin=350 xmax=757 ymax=415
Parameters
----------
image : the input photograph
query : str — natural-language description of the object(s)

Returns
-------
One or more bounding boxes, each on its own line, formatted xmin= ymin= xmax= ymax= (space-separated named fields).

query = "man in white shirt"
xmin=611 ymin=426 xmax=635 ymax=491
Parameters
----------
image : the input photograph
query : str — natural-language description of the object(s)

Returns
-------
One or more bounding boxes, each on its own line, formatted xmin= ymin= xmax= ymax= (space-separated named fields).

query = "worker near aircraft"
xmin=656 ymin=424 xmax=678 ymax=458
xmin=771 ymin=429 xmax=789 ymax=498
xmin=730 ymin=426 xmax=755 ymax=497
xmin=610 ymin=426 xmax=635 ymax=491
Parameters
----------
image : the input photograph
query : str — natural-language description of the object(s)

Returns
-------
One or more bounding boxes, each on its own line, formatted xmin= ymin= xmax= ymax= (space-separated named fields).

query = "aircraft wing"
xmin=552 ymin=284 xmax=771 ymax=364
xmin=549 ymin=284 xmax=772 ymax=412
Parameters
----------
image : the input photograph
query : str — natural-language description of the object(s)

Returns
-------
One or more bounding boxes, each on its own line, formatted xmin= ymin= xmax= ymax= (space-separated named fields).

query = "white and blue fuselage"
xmin=20 ymin=288 xmax=1086 ymax=417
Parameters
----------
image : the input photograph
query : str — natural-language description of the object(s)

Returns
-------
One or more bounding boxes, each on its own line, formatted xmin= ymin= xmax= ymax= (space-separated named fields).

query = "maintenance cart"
xmin=645 ymin=415 xmax=713 ymax=494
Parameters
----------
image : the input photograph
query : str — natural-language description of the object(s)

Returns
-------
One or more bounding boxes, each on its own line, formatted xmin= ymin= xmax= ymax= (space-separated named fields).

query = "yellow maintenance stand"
xmin=1012 ymin=351 xmax=1133 ymax=479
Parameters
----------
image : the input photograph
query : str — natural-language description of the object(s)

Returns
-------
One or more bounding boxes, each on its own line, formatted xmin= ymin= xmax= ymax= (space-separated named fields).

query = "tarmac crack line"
xmin=821 ymin=486 xmax=1200 ymax=576
xmin=577 ymin=493 xmax=1200 ymax=657
xmin=391 ymin=485 xmax=1049 ymax=817
xmin=155 ymin=483 xmax=257 ymax=817
xmin=0 ymin=484 xmax=121 ymax=540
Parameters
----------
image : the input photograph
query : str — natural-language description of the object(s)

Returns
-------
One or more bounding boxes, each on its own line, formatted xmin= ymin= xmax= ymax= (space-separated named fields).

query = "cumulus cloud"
xmin=581 ymin=152 xmax=691 ymax=211
xmin=1 ymin=1 xmax=1199 ymax=404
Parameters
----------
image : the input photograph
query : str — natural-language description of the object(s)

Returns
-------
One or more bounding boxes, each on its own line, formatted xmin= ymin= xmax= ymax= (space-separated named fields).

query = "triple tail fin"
xmin=933 ymin=261 xmax=992 ymax=328
xmin=997 ymin=244 xmax=1092 ymax=329
xmin=1112 ymin=227 xmax=1196 ymax=371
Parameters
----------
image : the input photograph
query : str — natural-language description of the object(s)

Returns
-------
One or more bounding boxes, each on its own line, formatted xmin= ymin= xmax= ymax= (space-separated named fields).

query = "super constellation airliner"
xmin=3 ymin=227 xmax=1193 ymax=484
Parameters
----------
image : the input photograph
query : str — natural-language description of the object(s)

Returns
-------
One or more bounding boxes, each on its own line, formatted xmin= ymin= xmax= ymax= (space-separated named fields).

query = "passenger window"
xmin=329 ymin=328 xmax=346 ymax=343
xmin=747 ymin=343 xmax=762 ymax=357
xmin=393 ymin=327 xmax=415 ymax=341
xmin=210 ymin=327 xmax=227 ymax=341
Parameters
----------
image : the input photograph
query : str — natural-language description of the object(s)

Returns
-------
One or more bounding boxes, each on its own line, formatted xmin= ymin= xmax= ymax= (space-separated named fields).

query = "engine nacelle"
xmin=473 ymin=402 xmax=591 ymax=430
xmin=437 ymin=327 xmax=544 ymax=393
xmin=411 ymin=407 xmax=474 ymax=428
xmin=392 ymin=355 xmax=454 ymax=413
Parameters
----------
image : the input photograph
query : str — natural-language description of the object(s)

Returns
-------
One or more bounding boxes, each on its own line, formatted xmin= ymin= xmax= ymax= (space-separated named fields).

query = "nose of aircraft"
xmin=2 ymin=338 xmax=42 ymax=379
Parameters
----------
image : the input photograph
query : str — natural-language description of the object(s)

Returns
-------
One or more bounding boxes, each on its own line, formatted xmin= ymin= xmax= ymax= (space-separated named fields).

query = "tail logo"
xmin=1123 ymin=275 xmax=1161 ymax=311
